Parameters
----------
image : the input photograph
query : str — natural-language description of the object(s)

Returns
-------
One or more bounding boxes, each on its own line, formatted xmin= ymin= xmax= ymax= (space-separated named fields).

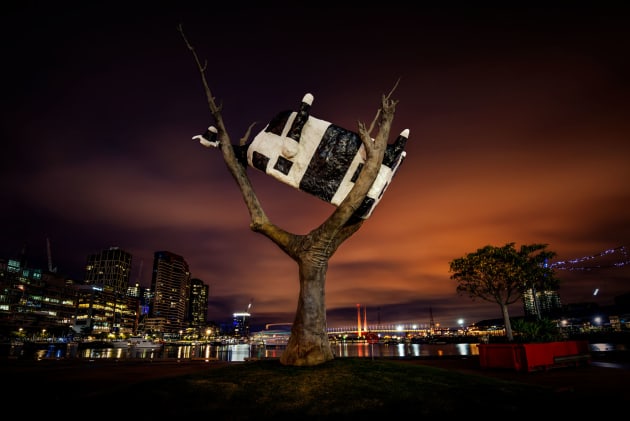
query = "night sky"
xmin=2 ymin=4 xmax=629 ymax=330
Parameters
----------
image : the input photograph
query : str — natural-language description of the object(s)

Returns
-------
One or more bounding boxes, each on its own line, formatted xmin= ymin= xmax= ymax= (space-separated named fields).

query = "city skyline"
xmin=2 ymin=4 xmax=629 ymax=329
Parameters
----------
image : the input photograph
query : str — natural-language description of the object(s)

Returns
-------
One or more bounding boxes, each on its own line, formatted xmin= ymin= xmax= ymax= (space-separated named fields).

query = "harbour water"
xmin=5 ymin=340 xmax=626 ymax=362
xmin=6 ymin=341 xmax=477 ymax=361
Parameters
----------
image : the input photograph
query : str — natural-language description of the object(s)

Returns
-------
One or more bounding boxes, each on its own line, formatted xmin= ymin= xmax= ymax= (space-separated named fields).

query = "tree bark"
xmin=500 ymin=303 xmax=514 ymax=341
xmin=280 ymin=256 xmax=334 ymax=365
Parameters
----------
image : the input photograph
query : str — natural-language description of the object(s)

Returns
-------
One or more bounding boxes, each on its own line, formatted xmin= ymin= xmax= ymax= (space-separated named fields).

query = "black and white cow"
xmin=193 ymin=93 xmax=409 ymax=219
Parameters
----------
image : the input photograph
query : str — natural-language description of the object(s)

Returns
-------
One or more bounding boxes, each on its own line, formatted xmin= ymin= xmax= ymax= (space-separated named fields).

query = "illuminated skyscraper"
xmin=150 ymin=251 xmax=190 ymax=334
xmin=84 ymin=246 xmax=132 ymax=295
xmin=188 ymin=278 xmax=209 ymax=329
xmin=523 ymin=288 xmax=562 ymax=319
xmin=232 ymin=312 xmax=251 ymax=338
xmin=80 ymin=247 xmax=135 ymax=335
xmin=523 ymin=257 xmax=562 ymax=319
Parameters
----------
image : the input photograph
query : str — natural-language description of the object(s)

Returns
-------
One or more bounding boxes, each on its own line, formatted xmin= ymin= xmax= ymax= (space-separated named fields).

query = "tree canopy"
xmin=449 ymin=242 xmax=559 ymax=341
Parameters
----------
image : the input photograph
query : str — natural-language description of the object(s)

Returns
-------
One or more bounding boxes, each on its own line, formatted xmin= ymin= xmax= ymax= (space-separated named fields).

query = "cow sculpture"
xmin=193 ymin=93 xmax=409 ymax=219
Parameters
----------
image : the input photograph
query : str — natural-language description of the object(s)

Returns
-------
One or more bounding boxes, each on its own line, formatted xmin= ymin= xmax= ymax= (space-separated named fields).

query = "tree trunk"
xmin=280 ymin=257 xmax=334 ymax=366
xmin=500 ymin=303 xmax=514 ymax=341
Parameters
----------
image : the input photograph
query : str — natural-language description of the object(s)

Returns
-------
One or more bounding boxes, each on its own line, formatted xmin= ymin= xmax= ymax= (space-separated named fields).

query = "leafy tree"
xmin=448 ymin=243 xmax=559 ymax=341
xmin=179 ymin=26 xmax=408 ymax=366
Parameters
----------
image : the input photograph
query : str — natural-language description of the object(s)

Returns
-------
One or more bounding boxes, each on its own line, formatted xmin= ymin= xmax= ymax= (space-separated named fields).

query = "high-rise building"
xmin=0 ymin=258 xmax=76 ymax=334
xmin=127 ymin=283 xmax=153 ymax=317
xmin=523 ymin=258 xmax=562 ymax=319
xmin=73 ymin=284 xmax=138 ymax=336
xmin=523 ymin=288 xmax=562 ymax=319
xmin=150 ymin=251 xmax=190 ymax=335
xmin=232 ymin=312 xmax=251 ymax=338
xmin=74 ymin=247 xmax=137 ymax=336
xmin=188 ymin=278 xmax=208 ymax=329
xmin=84 ymin=246 xmax=132 ymax=295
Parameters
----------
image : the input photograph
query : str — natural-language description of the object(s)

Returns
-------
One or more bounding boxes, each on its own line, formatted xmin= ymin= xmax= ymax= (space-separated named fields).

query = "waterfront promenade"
xmin=407 ymin=354 xmax=630 ymax=399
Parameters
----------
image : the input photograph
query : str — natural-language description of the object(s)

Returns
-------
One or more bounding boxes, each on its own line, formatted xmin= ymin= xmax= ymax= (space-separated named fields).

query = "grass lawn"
xmin=84 ymin=358 xmax=583 ymax=418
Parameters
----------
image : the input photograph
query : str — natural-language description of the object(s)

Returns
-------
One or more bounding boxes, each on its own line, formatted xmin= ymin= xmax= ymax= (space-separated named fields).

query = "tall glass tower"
xmin=84 ymin=246 xmax=132 ymax=295
xmin=80 ymin=246 xmax=134 ymax=336
xmin=150 ymin=251 xmax=191 ymax=334
xmin=189 ymin=278 xmax=209 ymax=329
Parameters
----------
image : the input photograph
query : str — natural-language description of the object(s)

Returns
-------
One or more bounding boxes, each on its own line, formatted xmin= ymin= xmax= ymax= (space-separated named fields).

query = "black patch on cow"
xmin=232 ymin=145 xmax=249 ymax=168
xmin=355 ymin=197 xmax=375 ymax=219
xmin=299 ymin=124 xmax=361 ymax=202
xmin=273 ymin=156 xmax=293 ymax=175
xmin=351 ymin=163 xmax=363 ymax=183
xmin=251 ymin=151 xmax=270 ymax=172
xmin=287 ymin=102 xmax=311 ymax=142
xmin=265 ymin=110 xmax=292 ymax=136
xmin=384 ymin=134 xmax=408 ymax=169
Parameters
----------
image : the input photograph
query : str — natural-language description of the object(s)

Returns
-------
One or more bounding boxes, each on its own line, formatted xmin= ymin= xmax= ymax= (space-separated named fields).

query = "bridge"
xmin=259 ymin=322 xmax=451 ymax=337
xmin=550 ymin=245 xmax=629 ymax=271
xmin=326 ymin=324 xmax=452 ymax=337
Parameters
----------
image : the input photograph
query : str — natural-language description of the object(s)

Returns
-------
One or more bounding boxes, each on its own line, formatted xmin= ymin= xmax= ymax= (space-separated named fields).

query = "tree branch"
xmin=317 ymin=84 xmax=399 ymax=244
xmin=179 ymin=24 xmax=296 ymax=254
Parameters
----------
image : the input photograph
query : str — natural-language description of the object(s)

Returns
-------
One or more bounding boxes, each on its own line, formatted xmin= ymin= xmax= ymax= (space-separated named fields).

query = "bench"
xmin=553 ymin=353 xmax=591 ymax=367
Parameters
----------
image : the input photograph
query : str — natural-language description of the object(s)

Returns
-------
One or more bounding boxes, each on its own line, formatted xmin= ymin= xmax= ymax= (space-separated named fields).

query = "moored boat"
xmin=251 ymin=329 xmax=290 ymax=347
xmin=110 ymin=339 xmax=129 ymax=348
xmin=128 ymin=336 xmax=163 ymax=350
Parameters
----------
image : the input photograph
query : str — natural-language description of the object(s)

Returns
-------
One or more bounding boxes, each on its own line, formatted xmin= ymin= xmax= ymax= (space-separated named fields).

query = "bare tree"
xmin=179 ymin=25 xmax=409 ymax=366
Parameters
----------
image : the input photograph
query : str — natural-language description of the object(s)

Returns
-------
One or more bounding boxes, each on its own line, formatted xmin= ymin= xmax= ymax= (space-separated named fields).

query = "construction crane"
xmin=46 ymin=237 xmax=57 ymax=273
xmin=136 ymin=259 xmax=144 ymax=285
xmin=246 ymin=298 xmax=253 ymax=315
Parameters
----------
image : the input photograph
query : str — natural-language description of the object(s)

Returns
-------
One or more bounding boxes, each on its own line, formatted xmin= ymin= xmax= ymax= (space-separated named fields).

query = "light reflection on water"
xmin=590 ymin=342 xmax=627 ymax=352
xmin=31 ymin=345 xmax=163 ymax=360
xmin=13 ymin=341 xmax=625 ymax=362
xmin=333 ymin=342 xmax=479 ymax=358
xmin=21 ymin=342 xmax=480 ymax=362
